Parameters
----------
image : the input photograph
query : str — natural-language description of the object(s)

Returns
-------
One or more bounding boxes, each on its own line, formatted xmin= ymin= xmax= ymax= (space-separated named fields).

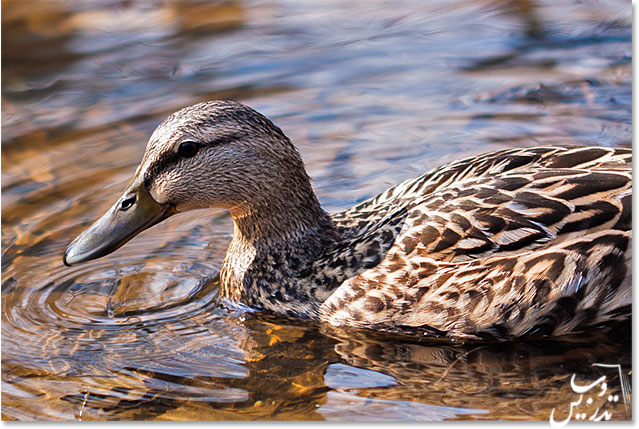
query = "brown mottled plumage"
xmin=64 ymin=101 xmax=632 ymax=340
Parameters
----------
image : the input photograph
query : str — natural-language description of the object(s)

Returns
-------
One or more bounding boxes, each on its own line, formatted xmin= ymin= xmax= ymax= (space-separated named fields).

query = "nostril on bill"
xmin=120 ymin=195 xmax=136 ymax=211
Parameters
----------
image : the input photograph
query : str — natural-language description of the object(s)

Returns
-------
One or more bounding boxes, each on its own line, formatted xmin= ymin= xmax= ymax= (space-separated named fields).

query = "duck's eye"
xmin=177 ymin=141 xmax=199 ymax=158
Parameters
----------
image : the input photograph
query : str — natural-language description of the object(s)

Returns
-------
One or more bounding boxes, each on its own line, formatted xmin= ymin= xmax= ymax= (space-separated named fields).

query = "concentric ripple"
xmin=2 ymin=232 xmax=251 ymax=420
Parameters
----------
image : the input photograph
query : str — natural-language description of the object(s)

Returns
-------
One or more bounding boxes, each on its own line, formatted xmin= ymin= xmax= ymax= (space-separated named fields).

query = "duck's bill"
xmin=63 ymin=180 xmax=175 ymax=266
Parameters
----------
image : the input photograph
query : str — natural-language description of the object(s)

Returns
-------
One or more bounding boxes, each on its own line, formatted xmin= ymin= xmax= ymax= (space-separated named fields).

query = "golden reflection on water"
xmin=1 ymin=0 xmax=631 ymax=421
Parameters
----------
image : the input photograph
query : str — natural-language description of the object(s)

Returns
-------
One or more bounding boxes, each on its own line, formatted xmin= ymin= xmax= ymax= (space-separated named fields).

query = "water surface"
xmin=1 ymin=0 xmax=631 ymax=421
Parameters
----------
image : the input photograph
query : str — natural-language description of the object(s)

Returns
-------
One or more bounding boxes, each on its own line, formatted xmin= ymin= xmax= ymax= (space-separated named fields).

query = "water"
xmin=1 ymin=0 xmax=631 ymax=421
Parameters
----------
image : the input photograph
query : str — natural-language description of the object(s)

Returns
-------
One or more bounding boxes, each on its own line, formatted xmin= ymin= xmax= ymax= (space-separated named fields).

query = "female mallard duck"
xmin=64 ymin=101 xmax=632 ymax=340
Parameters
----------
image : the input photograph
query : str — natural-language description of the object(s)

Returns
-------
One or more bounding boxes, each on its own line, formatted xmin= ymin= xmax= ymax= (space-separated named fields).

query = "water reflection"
xmin=322 ymin=323 xmax=631 ymax=420
xmin=6 ymin=302 xmax=629 ymax=420
xmin=2 ymin=0 xmax=631 ymax=421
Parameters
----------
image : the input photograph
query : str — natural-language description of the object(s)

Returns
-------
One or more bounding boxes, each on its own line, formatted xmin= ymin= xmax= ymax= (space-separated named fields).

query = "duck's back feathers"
xmin=335 ymin=146 xmax=630 ymax=230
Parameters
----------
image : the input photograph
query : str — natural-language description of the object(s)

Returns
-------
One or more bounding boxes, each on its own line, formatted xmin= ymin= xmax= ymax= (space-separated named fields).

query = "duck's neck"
xmin=220 ymin=176 xmax=341 ymax=314
xmin=230 ymin=184 xmax=335 ymax=247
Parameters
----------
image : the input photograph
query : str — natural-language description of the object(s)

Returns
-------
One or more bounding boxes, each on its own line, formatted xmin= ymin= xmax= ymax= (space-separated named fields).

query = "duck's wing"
xmin=334 ymin=146 xmax=630 ymax=263
xmin=333 ymin=145 xmax=631 ymax=236
xmin=322 ymin=146 xmax=631 ymax=339
xmin=403 ymin=165 xmax=631 ymax=263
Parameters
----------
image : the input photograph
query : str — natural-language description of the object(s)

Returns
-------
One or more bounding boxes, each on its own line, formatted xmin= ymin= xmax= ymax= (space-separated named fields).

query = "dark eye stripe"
xmin=143 ymin=134 xmax=239 ymax=188
xmin=144 ymin=151 xmax=181 ymax=188
xmin=205 ymin=134 xmax=239 ymax=146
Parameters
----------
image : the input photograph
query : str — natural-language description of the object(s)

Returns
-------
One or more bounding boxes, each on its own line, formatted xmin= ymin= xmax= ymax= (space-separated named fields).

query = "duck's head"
xmin=63 ymin=100 xmax=317 ymax=266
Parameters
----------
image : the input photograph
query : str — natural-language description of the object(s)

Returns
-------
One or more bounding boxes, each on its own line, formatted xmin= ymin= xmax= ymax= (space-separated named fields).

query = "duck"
xmin=63 ymin=100 xmax=632 ymax=340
